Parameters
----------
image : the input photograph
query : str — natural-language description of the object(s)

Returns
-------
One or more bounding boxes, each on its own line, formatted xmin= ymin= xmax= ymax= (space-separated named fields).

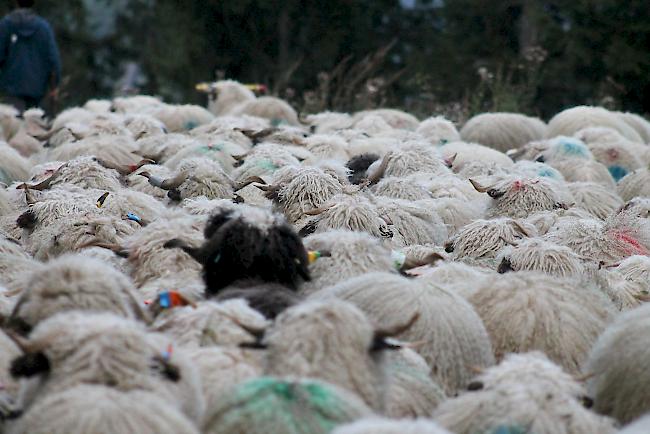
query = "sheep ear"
xmin=152 ymin=355 xmax=181 ymax=382
xmin=298 ymin=221 xmax=318 ymax=238
xmin=16 ymin=210 xmax=37 ymax=229
xmin=580 ymin=395 xmax=594 ymax=409
xmin=10 ymin=353 xmax=50 ymax=378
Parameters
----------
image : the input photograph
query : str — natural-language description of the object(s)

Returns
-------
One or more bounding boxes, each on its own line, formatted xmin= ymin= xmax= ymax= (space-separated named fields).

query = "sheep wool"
xmin=546 ymin=105 xmax=643 ymax=143
xmin=186 ymin=347 xmax=261 ymax=426
xmin=445 ymin=218 xmax=536 ymax=268
xmin=383 ymin=348 xmax=446 ymax=418
xmin=584 ymin=303 xmax=650 ymax=423
xmin=9 ymin=385 xmax=200 ymax=434
xmin=264 ymin=299 xmax=389 ymax=410
xmin=202 ymin=377 xmax=373 ymax=434
xmin=601 ymin=255 xmax=650 ymax=310
xmin=416 ymin=115 xmax=460 ymax=146
xmin=495 ymin=238 xmax=587 ymax=278
xmin=7 ymin=254 xmax=147 ymax=335
xmin=617 ymin=167 xmax=650 ymax=201
xmin=11 ymin=312 xmax=204 ymax=422
xmin=460 ymin=112 xmax=547 ymax=152
xmin=300 ymin=230 xmax=396 ymax=295
xmin=314 ymin=272 xmax=495 ymax=395
xmin=617 ymin=414 xmax=650 ymax=434
xmin=468 ymin=271 xmax=614 ymax=375
xmin=333 ymin=418 xmax=453 ymax=434
xmin=151 ymin=299 xmax=269 ymax=350
xmin=567 ymin=181 xmax=623 ymax=220
xmin=433 ymin=352 xmax=616 ymax=434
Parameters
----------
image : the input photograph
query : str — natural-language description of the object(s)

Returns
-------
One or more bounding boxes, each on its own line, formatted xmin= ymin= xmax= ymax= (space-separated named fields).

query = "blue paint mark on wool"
xmin=184 ymin=120 xmax=199 ymax=130
xmin=608 ymin=165 xmax=628 ymax=182
xmin=556 ymin=138 xmax=589 ymax=158
xmin=537 ymin=168 xmax=558 ymax=178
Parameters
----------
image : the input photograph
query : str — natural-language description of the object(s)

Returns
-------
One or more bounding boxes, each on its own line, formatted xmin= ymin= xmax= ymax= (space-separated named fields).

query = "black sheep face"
xmin=201 ymin=218 xmax=310 ymax=295
xmin=167 ymin=211 xmax=310 ymax=296
xmin=346 ymin=153 xmax=380 ymax=185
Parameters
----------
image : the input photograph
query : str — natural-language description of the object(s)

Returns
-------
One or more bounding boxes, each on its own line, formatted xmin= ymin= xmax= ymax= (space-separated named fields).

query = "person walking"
xmin=0 ymin=0 xmax=61 ymax=113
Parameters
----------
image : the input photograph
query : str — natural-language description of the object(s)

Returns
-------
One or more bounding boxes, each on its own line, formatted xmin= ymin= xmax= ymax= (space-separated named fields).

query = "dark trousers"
xmin=3 ymin=95 xmax=41 ymax=114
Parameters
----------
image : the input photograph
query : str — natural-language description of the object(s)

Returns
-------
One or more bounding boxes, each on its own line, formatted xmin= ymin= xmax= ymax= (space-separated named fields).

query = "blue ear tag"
xmin=159 ymin=291 xmax=171 ymax=308
xmin=213 ymin=253 xmax=221 ymax=264
xmin=127 ymin=212 xmax=141 ymax=223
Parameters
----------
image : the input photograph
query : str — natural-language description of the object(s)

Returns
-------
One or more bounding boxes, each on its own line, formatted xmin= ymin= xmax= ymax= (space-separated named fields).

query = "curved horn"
xmin=97 ymin=158 xmax=155 ymax=176
xmin=401 ymin=252 xmax=444 ymax=271
xmin=574 ymin=371 xmax=599 ymax=383
xmin=77 ymin=239 xmax=129 ymax=258
xmin=366 ymin=152 xmax=393 ymax=185
xmin=16 ymin=162 xmax=66 ymax=191
xmin=468 ymin=178 xmax=489 ymax=193
xmin=304 ymin=204 xmax=334 ymax=216
xmin=634 ymin=293 xmax=650 ymax=302
xmin=511 ymin=220 xmax=532 ymax=238
xmin=374 ymin=312 xmax=420 ymax=340
xmin=499 ymin=236 xmax=519 ymax=247
xmin=162 ymin=239 xmax=205 ymax=263
xmin=156 ymin=171 xmax=189 ymax=190
xmin=5 ymin=330 xmax=33 ymax=354
xmin=234 ymin=176 xmax=267 ymax=191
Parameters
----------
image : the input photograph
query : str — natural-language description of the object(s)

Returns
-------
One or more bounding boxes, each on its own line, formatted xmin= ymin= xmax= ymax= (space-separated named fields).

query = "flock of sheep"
xmin=0 ymin=79 xmax=649 ymax=433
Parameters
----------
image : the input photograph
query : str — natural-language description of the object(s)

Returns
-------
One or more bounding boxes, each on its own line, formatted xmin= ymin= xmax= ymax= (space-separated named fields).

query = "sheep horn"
xmin=444 ymin=153 xmax=457 ymax=168
xmin=23 ymin=188 xmax=36 ymax=205
xmin=304 ymin=204 xmax=334 ymax=216
xmin=234 ymin=176 xmax=267 ymax=191
xmin=511 ymin=220 xmax=532 ymax=238
xmin=365 ymin=152 xmax=393 ymax=185
xmin=506 ymin=148 xmax=524 ymax=161
xmin=374 ymin=312 xmax=420 ymax=340
xmin=231 ymin=152 xmax=249 ymax=161
xmin=16 ymin=164 xmax=65 ymax=191
xmin=574 ymin=371 xmax=599 ymax=383
xmin=77 ymin=239 xmax=129 ymax=258
xmin=401 ymin=252 xmax=444 ymax=271
xmin=162 ymin=239 xmax=204 ymax=263
xmin=153 ymin=171 xmax=190 ymax=190
xmin=98 ymin=158 xmax=155 ymax=176
xmin=5 ymin=330 xmax=33 ymax=354
xmin=468 ymin=178 xmax=489 ymax=193
xmin=499 ymin=236 xmax=519 ymax=247
xmin=633 ymin=293 xmax=650 ymax=302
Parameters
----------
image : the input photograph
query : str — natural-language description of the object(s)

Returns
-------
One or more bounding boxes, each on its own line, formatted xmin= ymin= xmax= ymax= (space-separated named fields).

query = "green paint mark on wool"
xmin=271 ymin=118 xmax=287 ymax=127
xmin=226 ymin=377 xmax=345 ymax=433
xmin=197 ymin=143 xmax=224 ymax=153
xmin=489 ymin=426 xmax=528 ymax=434
xmin=256 ymin=159 xmax=279 ymax=171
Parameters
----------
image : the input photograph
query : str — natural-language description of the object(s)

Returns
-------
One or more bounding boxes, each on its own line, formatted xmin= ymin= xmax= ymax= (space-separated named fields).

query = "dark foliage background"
xmin=3 ymin=0 xmax=649 ymax=121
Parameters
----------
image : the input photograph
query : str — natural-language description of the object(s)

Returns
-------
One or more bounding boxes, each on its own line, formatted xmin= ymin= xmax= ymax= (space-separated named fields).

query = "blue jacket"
xmin=0 ymin=8 xmax=61 ymax=100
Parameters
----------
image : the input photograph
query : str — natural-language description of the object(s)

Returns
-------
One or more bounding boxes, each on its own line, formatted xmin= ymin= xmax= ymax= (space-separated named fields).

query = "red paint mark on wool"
xmin=606 ymin=148 xmax=619 ymax=160
xmin=612 ymin=231 xmax=649 ymax=256
xmin=512 ymin=180 xmax=524 ymax=191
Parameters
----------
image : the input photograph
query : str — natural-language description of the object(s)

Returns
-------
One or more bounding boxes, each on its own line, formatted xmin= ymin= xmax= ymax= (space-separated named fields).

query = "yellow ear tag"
xmin=96 ymin=192 xmax=109 ymax=208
